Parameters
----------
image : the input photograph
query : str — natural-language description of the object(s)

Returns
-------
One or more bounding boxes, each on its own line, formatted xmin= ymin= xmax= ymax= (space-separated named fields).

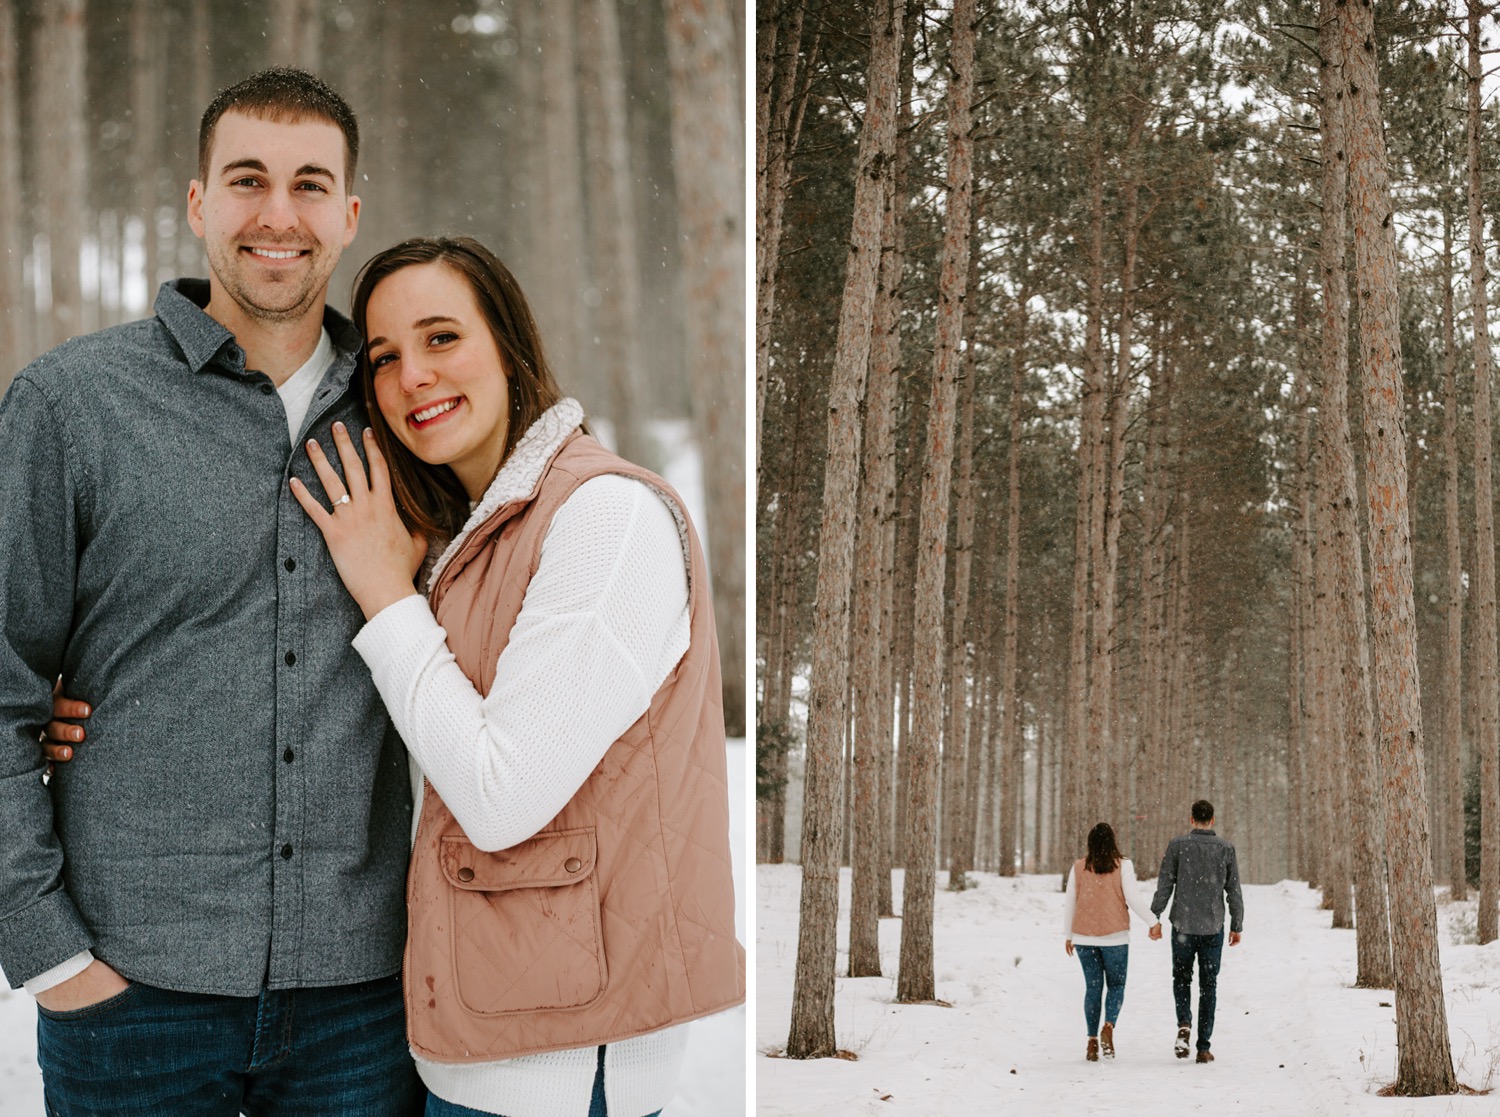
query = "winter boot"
xmin=1174 ymin=1026 xmax=1190 ymax=1059
xmin=1086 ymin=1037 xmax=1099 ymax=1062
xmin=1196 ymin=1049 xmax=1214 ymax=1064
xmin=1099 ymin=1021 xmax=1115 ymax=1059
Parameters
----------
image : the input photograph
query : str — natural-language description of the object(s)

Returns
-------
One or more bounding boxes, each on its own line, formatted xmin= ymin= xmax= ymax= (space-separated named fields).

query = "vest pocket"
xmin=440 ymin=827 xmax=608 ymax=1016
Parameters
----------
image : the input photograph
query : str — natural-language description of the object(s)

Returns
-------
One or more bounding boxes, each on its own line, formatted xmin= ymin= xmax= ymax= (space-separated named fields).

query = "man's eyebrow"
xmin=217 ymin=158 xmax=337 ymax=182
xmin=366 ymin=318 xmax=462 ymax=350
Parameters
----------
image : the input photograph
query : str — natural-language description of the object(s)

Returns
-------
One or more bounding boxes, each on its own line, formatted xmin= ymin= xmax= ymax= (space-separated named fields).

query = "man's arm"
xmin=1149 ymin=839 xmax=1178 ymax=920
xmin=0 ymin=377 xmax=96 ymax=988
xmin=1224 ymin=843 xmax=1245 ymax=936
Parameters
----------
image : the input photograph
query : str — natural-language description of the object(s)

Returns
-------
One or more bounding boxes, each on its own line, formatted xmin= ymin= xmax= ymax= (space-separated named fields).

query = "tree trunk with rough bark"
xmin=784 ymin=0 xmax=904 ymax=1057
xmin=0 ymin=0 xmax=24 ymax=381
xmin=1467 ymin=1 xmax=1499 ymax=946
xmin=34 ymin=0 xmax=88 ymax=351
xmin=897 ymin=0 xmax=973 ymax=1005
xmin=1336 ymin=0 xmax=1457 ymax=1090
xmin=1441 ymin=209 xmax=1467 ymax=902
xmin=664 ymin=0 xmax=747 ymax=737
xmin=579 ymin=0 xmax=648 ymax=464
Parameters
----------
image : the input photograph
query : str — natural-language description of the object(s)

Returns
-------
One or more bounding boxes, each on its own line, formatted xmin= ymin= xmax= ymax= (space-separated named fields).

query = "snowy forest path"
xmin=758 ymin=865 xmax=1500 ymax=1115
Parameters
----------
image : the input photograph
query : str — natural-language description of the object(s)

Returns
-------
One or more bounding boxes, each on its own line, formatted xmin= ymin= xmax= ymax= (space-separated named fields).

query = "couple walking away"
xmin=1063 ymin=800 xmax=1245 ymax=1064
xmin=0 ymin=66 xmax=744 ymax=1117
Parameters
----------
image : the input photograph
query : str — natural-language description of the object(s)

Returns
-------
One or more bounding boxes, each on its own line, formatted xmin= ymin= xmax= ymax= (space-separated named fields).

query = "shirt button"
xmin=259 ymin=383 xmax=274 ymax=396
xmin=284 ymin=651 xmax=296 ymax=666
xmin=283 ymin=749 xmax=295 ymax=763
xmin=284 ymin=558 xmax=296 ymax=572
xmin=281 ymin=844 xmax=294 ymax=859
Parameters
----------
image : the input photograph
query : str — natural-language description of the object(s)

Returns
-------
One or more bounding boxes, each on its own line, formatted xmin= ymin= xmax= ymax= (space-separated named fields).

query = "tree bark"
xmin=1335 ymin=0 xmax=1457 ymax=1090
xmin=1441 ymin=207 xmax=1467 ymax=902
xmin=0 ymin=0 xmax=24 ymax=381
xmin=34 ymin=0 xmax=88 ymax=351
xmin=664 ymin=0 xmax=747 ymax=737
xmin=578 ymin=0 xmax=648 ymax=464
xmin=784 ymin=0 xmax=904 ymax=1057
xmin=897 ymin=0 xmax=973 ymax=1005
xmin=1466 ymin=0 xmax=1499 ymax=946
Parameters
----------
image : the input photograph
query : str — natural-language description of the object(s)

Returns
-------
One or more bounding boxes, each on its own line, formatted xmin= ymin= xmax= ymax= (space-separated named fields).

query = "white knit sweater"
xmin=352 ymin=400 xmax=692 ymax=1117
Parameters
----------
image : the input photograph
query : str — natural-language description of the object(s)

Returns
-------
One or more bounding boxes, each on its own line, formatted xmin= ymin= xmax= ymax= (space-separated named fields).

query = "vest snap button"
xmin=457 ymin=866 xmax=475 ymax=882
xmin=564 ymin=857 xmax=582 ymax=873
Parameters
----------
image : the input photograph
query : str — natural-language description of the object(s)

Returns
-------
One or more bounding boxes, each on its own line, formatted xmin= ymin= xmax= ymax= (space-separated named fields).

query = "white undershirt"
xmin=351 ymin=470 xmax=693 ymax=1117
xmin=276 ymin=327 xmax=333 ymax=440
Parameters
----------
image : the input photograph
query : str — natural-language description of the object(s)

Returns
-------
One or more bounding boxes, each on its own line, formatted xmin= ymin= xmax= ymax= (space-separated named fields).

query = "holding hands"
xmin=289 ymin=423 xmax=427 ymax=620
xmin=1148 ymin=922 xmax=1162 ymax=941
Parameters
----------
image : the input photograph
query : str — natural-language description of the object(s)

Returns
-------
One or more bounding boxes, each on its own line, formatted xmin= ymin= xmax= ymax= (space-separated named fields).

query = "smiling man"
xmin=0 ymin=69 xmax=422 ymax=1115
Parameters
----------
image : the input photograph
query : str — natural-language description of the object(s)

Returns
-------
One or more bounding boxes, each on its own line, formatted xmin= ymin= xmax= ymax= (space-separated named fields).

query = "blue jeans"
xmin=1171 ymin=929 xmax=1225 ymax=1052
xmin=1074 ymin=944 xmax=1128 ymax=1036
xmin=36 ymin=974 xmax=423 ymax=1116
xmin=423 ymin=1046 xmax=662 ymax=1117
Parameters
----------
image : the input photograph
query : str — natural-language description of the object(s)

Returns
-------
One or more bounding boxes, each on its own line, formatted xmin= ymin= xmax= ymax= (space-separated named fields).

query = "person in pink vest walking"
xmin=1062 ymin=822 xmax=1161 ymax=1063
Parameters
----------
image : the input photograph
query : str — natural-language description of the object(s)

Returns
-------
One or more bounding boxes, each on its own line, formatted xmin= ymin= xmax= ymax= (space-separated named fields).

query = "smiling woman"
xmin=283 ymin=236 xmax=745 ymax=1117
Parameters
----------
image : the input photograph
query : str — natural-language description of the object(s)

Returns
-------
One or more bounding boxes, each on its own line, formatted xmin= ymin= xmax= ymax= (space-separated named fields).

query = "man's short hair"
xmin=1191 ymin=799 xmax=1214 ymax=824
xmin=198 ymin=67 xmax=359 ymax=185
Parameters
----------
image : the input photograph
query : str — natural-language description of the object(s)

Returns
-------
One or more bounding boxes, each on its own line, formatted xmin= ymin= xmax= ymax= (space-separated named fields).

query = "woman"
xmin=1062 ymin=822 xmax=1159 ymax=1063
xmin=52 ymin=237 xmax=744 ymax=1117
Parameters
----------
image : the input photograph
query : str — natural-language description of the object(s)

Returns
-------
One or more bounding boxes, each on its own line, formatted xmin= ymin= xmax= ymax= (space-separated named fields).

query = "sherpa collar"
xmin=425 ymin=398 xmax=585 ymax=591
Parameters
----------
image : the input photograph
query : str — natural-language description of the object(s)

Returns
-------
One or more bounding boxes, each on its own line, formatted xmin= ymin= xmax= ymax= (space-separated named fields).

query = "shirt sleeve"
xmin=1062 ymin=867 xmax=1076 ymax=938
xmin=0 ymin=377 xmax=96 ymax=987
xmin=1150 ymin=840 xmax=1178 ymax=920
xmin=1225 ymin=846 xmax=1245 ymax=933
xmin=353 ymin=474 xmax=690 ymax=852
xmin=1119 ymin=860 xmax=1156 ymax=926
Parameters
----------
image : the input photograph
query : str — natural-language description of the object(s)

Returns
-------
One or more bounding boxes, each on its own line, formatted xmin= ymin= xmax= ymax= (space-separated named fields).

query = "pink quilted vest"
xmin=1070 ymin=858 xmax=1129 ymax=938
xmin=404 ymin=431 xmax=745 ymax=1062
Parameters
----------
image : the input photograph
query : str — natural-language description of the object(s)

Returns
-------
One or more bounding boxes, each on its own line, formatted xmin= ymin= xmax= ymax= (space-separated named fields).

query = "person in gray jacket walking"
xmin=1148 ymin=799 xmax=1244 ymax=1064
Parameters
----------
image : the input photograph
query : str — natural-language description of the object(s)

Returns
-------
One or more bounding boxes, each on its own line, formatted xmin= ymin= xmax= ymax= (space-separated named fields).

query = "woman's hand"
xmin=1065 ymin=940 xmax=1073 ymax=956
xmin=289 ymin=423 xmax=427 ymax=620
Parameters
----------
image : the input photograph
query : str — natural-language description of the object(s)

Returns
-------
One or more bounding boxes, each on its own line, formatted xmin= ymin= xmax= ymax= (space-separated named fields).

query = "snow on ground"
xmin=0 ymin=741 xmax=746 ymax=1116
xmin=759 ymin=864 xmax=1500 ymax=1116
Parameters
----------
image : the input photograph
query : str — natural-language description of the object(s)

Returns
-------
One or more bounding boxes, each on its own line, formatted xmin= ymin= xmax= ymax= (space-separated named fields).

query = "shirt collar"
xmin=154 ymin=279 xmax=363 ymax=376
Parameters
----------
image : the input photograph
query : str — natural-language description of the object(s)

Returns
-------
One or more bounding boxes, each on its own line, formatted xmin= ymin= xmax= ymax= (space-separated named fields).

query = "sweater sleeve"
xmin=352 ymin=475 xmax=690 ymax=852
xmin=1062 ymin=866 xmax=1077 ymax=938
xmin=1119 ymin=860 xmax=1157 ymax=926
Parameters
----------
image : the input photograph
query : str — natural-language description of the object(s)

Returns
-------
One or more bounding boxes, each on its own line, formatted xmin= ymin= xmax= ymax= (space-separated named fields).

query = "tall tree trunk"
xmin=1336 ymin=0 xmax=1457 ymax=1090
xmin=1441 ymin=208 xmax=1467 ymax=902
xmin=1316 ymin=3 xmax=1392 ymax=984
xmin=1467 ymin=1 xmax=1500 ymax=947
xmin=784 ymin=0 xmax=904 ymax=1057
xmin=846 ymin=133 xmax=906 ymax=977
xmin=664 ymin=0 xmax=746 ymax=736
xmin=999 ymin=293 xmax=1028 ymax=876
xmin=538 ymin=0 xmax=587 ymax=394
xmin=578 ymin=0 xmax=648 ymax=464
xmin=129 ymin=0 xmax=162 ymax=306
xmin=945 ymin=319 xmax=981 ymax=887
xmin=754 ymin=0 xmax=810 ymax=463
xmin=896 ymin=0 xmax=973 ymax=1005
xmin=34 ymin=0 xmax=88 ymax=350
xmin=270 ymin=0 xmax=321 ymax=69
xmin=0 ymin=0 xmax=24 ymax=380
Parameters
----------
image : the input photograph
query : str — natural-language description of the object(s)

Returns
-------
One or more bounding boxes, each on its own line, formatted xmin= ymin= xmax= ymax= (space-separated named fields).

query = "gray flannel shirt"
xmin=0 ymin=280 xmax=411 ymax=994
xmin=1150 ymin=827 xmax=1245 ymax=936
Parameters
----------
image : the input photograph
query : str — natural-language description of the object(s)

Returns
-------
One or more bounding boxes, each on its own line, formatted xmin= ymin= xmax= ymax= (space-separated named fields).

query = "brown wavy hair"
xmin=350 ymin=237 xmax=570 ymax=542
xmin=1084 ymin=822 xmax=1122 ymax=874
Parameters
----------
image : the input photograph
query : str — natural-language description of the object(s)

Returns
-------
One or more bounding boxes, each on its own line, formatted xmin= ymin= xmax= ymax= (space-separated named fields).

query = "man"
xmin=0 ymin=69 xmax=422 ymax=1114
xmin=1148 ymin=799 xmax=1244 ymax=1064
